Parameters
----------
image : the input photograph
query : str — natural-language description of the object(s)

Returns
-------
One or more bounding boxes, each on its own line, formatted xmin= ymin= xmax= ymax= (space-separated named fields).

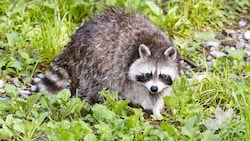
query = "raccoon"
xmin=38 ymin=8 xmax=180 ymax=117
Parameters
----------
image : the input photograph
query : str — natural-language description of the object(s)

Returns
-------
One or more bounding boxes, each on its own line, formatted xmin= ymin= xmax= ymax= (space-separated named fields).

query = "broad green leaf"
xmin=194 ymin=32 xmax=217 ymax=42
xmin=95 ymin=121 xmax=112 ymax=135
xmin=125 ymin=115 xmax=139 ymax=130
xmin=161 ymin=122 xmax=178 ymax=137
xmin=7 ymin=60 xmax=22 ymax=70
xmin=27 ymin=93 xmax=41 ymax=107
xmin=0 ymin=126 xmax=13 ymax=140
xmin=201 ymin=130 xmax=221 ymax=141
xmin=0 ymin=60 xmax=6 ymax=68
xmin=5 ymin=115 xmax=14 ymax=126
xmin=164 ymin=95 xmax=178 ymax=114
xmin=181 ymin=115 xmax=201 ymax=139
xmin=150 ymin=129 xmax=170 ymax=141
xmin=84 ymin=134 xmax=97 ymax=141
xmin=18 ymin=51 xmax=30 ymax=60
xmin=4 ymin=84 xmax=19 ymax=98
xmin=92 ymin=104 xmax=116 ymax=121
xmin=6 ymin=32 xmax=18 ymax=47
xmin=58 ymin=108 xmax=71 ymax=118
xmin=226 ymin=49 xmax=245 ymax=61
xmin=57 ymin=89 xmax=71 ymax=102
xmin=13 ymin=118 xmax=26 ymax=134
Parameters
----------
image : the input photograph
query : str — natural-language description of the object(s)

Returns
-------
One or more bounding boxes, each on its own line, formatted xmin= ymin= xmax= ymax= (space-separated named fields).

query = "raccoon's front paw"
xmin=152 ymin=109 xmax=162 ymax=118
xmin=152 ymin=99 xmax=165 ymax=117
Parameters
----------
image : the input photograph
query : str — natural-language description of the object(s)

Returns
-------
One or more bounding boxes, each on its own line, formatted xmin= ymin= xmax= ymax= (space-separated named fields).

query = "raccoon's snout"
xmin=150 ymin=86 xmax=158 ymax=93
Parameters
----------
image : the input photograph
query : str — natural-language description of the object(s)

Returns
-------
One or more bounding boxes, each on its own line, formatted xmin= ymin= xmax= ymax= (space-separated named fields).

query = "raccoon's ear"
xmin=139 ymin=44 xmax=151 ymax=59
xmin=164 ymin=46 xmax=178 ymax=61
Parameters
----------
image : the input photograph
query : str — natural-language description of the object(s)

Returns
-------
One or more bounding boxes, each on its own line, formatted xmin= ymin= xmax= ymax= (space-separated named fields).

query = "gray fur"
xmin=39 ymin=8 xmax=180 ymax=117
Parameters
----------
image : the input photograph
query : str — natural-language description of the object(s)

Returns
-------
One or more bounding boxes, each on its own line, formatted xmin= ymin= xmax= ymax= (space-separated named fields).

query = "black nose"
xmin=150 ymin=86 xmax=158 ymax=93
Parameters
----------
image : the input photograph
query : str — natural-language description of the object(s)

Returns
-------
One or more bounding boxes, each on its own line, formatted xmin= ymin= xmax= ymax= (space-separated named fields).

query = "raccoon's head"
xmin=128 ymin=44 xmax=179 ymax=94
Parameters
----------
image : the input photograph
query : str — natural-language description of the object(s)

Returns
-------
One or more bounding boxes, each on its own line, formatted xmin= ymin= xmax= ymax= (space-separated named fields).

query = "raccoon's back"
xmin=79 ymin=8 xmax=172 ymax=70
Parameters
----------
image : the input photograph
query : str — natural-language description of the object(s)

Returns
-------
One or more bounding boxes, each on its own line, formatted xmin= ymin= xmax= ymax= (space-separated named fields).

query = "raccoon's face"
xmin=128 ymin=44 xmax=179 ymax=94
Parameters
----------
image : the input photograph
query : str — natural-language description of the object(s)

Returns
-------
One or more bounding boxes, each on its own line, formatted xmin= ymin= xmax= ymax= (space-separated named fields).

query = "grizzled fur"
xmin=39 ymin=8 xmax=180 ymax=117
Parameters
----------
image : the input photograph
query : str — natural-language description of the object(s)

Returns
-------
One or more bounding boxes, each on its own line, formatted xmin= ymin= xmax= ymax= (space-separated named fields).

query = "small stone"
xmin=37 ymin=73 xmax=45 ymax=79
xmin=244 ymin=50 xmax=250 ymax=56
xmin=210 ymin=47 xmax=215 ymax=51
xmin=180 ymin=70 xmax=185 ymax=76
xmin=185 ymin=71 xmax=192 ymax=75
xmin=20 ymin=94 xmax=29 ymax=99
xmin=220 ymin=41 xmax=234 ymax=47
xmin=32 ymin=77 xmax=41 ymax=83
xmin=19 ymin=90 xmax=31 ymax=99
xmin=0 ymin=89 xmax=5 ymax=93
xmin=215 ymin=34 xmax=225 ymax=40
xmin=185 ymin=65 xmax=191 ymax=69
xmin=239 ymin=39 xmax=246 ymax=43
xmin=239 ymin=20 xmax=247 ymax=27
xmin=238 ymin=34 xmax=244 ymax=40
xmin=196 ymin=74 xmax=207 ymax=82
xmin=233 ymin=60 xmax=238 ymax=65
xmin=224 ymin=46 xmax=229 ymax=50
xmin=207 ymin=56 xmax=213 ymax=61
xmin=12 ymin=77 xmax=20 ymax=87
xmin=244 ymin=30 xmax=250 ymax=40
xmin=229 ymin=33 xmax=237 ymax=38
xmin=235 ymin=42 xmax=245 ymax=48
xmin=187 ymin=78 xmax=195 ymax=84
xmin=30 ymin=85 xmax=39 ymax=92
xmin=222 ymin=29 xmax=237 ymax=38
xmin=5 ymin=75 xmax=12 ymax=82
xmin=0 ymin=93 xmax=10 ymax=100
xmin=205 ymin=41 xmax=219 ymax=49
xmin=245 ymin=57 xmax=250 ymax=62
xmin=19 ymin=90 xmax=31 ymax=95
xmin=187 ymin=74 xmax=206 ymax=84
xmin=230 ymin=47 xmax=236 ymax=51
xmin=245 ymin=43 xmax=250 ymax=49
xmin=210 ymin=50 xmax=227 ymax=58
xmin=0 ymin=80 xmax=4 ymax=88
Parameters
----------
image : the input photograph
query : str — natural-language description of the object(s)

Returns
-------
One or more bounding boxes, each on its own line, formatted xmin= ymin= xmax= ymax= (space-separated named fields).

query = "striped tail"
xmin=38 ymin=65 xmax=69 ymax=94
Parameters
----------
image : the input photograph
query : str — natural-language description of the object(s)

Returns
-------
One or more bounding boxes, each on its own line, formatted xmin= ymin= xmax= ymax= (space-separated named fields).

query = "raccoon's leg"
xmin=151 ymin=98 xmax=164 ymax=117
xmin=140 ymin=96 xmax=154 ymax=112
xmin=68 ymin=67 xmax=78 ymax=97
xmin=138 ymin=94 xmax=165 ymax=117
xmin=150 ymin=88 xmax=172 ymax=117
xmin=151 ymin=88 xmax=173 ymax=117
xmin=79 ymin=79 xmax=104 ymax=104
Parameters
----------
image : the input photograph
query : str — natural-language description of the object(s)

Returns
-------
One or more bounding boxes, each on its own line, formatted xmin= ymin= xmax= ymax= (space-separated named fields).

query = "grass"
xmin=0 ymin=0 xmax=250 ymax=140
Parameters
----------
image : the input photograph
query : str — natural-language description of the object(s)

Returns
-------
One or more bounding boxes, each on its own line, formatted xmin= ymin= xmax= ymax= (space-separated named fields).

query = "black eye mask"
xmin=159 ymin=74 xmax=172 ymax=85
xmin=136 ymin=73 xmax=152 ymax=83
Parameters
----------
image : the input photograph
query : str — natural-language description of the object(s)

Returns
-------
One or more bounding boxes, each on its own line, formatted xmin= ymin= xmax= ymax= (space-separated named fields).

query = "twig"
xmin=196 ymin=48 xmax=216 ymax=59
xmin=180 ymin=56 xmax=198 ymax=68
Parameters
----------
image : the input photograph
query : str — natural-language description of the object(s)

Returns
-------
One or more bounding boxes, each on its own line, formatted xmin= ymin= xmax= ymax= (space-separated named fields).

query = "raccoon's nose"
xmin=150 ymin=86 xmax=158 ymax=93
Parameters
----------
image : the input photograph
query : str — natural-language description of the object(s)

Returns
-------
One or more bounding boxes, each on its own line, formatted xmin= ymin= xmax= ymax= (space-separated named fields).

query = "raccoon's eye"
xmin=136 ymin=73 xmax=152 ymax=83
xmin=145 ymin=73 xmax=152 ymax=79
xmin=159 ymin=74 xmax=172 ymax=85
